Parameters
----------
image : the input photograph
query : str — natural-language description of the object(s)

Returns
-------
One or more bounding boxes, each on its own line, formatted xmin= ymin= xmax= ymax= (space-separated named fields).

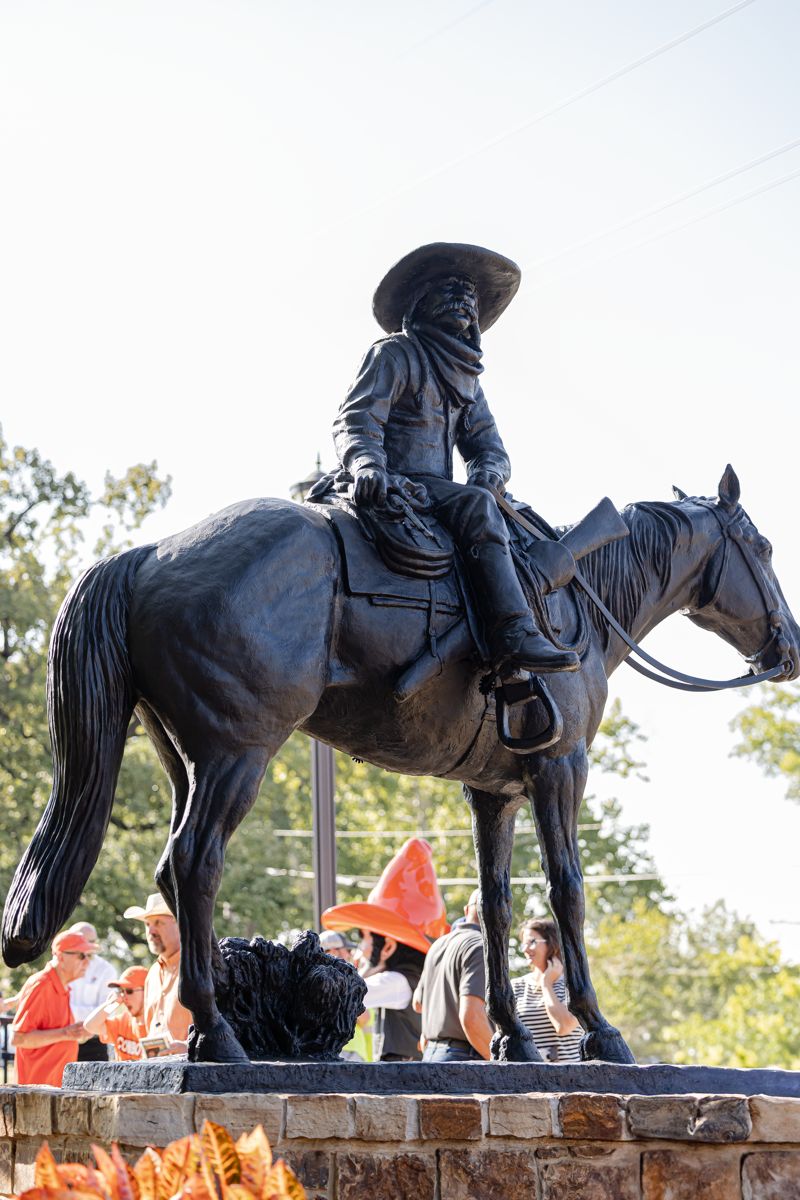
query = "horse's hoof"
xmin=491 ymin=1031 xmax=544 ymax=1062
xmin=187 ymin=1018 xmax=250 ymax=1064
xmin=581 ymin=1027 xmax=636 ymax=1064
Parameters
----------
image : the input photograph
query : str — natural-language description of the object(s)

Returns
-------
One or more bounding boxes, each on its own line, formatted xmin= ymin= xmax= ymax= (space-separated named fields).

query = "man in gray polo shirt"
xmin=412 ymin=890 xmax=494 ymax=1062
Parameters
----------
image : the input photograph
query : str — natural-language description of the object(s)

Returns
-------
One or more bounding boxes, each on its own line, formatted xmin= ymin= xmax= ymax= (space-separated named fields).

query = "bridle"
xmin=496 ymin=492 xmax=792 ymax=695
xmin=664 ymin=499 xmax=794 ymax=691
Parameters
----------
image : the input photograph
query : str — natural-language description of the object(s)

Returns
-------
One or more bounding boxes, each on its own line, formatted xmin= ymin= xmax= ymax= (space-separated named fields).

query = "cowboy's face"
xmin=144 ymin=914 xmax=180 ymax=957
xmin=416 ymin=275 xmax=478 ymax=335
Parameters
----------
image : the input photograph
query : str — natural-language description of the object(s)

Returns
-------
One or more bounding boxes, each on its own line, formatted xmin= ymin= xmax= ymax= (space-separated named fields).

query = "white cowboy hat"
xmin=123 ymin=892 xmax=175 ymax=921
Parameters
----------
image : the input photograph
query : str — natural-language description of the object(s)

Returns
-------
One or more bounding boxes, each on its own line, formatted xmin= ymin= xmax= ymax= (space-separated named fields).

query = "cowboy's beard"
xmin=430 ymin=305 xmax=479 ymax=344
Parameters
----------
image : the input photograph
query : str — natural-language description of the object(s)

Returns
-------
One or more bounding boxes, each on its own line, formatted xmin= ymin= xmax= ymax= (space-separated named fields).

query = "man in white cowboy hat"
xmin=322 ymin=242 xmax=579 ymax=677
xmin=123 ymin=892 xmax=192 ymax=1054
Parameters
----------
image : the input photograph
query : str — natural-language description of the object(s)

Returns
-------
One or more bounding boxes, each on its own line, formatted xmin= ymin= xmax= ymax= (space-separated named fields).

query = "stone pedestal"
xmin=1 ymin=1085 xmax=800 ymax=1199
xmin=62 ymin=1058 xmax=800 ymax=1098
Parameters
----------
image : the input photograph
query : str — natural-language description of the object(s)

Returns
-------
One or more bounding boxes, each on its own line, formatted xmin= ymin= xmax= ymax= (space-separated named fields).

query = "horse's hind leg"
xmin=135 ymin=700 xmax=188 ymax=918
xmin=526 ymin=746 xmax=635 ymax=1064
xmin=166 ymin=738 xmax=277 ymax=1063
xmin=467 ymin=787 xmax=542 ymax=1062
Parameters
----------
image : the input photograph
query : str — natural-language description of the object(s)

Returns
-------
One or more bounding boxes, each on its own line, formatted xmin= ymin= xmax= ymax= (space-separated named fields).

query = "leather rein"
xmin=493 ymin=491 xmax=791 ymax=694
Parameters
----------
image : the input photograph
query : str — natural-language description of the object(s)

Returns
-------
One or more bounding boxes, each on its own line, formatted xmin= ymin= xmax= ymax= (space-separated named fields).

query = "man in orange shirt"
xmin=124 ymin=893 xmax=192 ymax=1053
xmin=11 ymin=930 xmax=96 ymax=1086
xmin=83 ymin=966 xmax=148 ymax=1060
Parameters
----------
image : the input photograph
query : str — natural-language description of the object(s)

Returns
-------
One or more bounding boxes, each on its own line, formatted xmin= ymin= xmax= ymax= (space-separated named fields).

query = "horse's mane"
xmin=578 ymin=501 xmax=692 ymax=646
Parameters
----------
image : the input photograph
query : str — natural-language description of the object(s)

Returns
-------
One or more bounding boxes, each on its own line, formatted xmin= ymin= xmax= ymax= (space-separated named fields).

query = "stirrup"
xmin=495 ymin=671 xmax=564 ymax=755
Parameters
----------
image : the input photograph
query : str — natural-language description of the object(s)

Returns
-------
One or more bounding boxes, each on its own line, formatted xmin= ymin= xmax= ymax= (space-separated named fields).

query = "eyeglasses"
xmin=62 ymin=951 xmax=94 ymax=960
xmin=115 ymin=987 xmax=144 ymax=995
xmin=522 ymin=939 xmax=548 ymax=950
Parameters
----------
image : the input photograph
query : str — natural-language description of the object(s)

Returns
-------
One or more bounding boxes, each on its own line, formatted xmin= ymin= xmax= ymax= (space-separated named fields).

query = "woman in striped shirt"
xmin=511 ymin=918 xmax=583 ymax=1062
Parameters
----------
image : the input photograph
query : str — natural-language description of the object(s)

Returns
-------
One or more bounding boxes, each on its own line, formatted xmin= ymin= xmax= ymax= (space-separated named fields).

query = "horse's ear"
xmin=717 ymin=464 xmax=741 ymax=512
xmin=672 ymin=485 xmax=688 ymax=501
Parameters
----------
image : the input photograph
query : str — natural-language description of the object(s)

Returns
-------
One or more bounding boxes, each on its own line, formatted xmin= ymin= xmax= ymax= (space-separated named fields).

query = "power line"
xmin=312 ymin=0 xmax=759 ymax=239
xmin=525 ymin=135 xmax=800 ymax=274
xmin=263 ymin=866 xmax=661 ymax=887
xmin=273 ymin=823 xmax=604 ymax=838
xmin=529 ymin=163 xmax=800 ymax=292
xmin=395 ymin=0 xmax=498 ymax=60
xmin=438 ymin=874 xmax=662 ymax=887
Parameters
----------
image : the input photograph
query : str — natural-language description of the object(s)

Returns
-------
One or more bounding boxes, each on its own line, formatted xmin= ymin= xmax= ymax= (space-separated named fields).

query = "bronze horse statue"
xmin=3 ymin=464 xmax=798 ymax=1064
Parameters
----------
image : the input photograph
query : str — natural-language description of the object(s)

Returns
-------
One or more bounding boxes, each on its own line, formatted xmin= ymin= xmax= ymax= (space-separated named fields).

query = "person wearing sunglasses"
xmin=66 ymin=921 xmax=119 ymax=1064
xmin=511 ymin=918 xmax=583 ymax=1063
xmin=11 ymin=930 xmax=96 ymax=1086
xmin=83 ymin=966 xmax=148 ymax=1061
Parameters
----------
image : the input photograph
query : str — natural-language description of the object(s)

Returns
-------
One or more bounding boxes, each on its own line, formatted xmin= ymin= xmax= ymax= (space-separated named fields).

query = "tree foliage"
xmin=730 ymin=682 xmax=800 ymax=802
xmin=591 ymin=899 xmax=800 ymax=1067
xmin=0 ymin=428 xmax=172 ymax=983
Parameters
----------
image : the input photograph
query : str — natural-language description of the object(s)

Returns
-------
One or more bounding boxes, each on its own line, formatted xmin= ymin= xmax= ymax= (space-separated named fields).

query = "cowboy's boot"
xmin=493 ymin=616 xmax=579 ymax=675
xmin=467 ymin=542 xmax=580 ymax=675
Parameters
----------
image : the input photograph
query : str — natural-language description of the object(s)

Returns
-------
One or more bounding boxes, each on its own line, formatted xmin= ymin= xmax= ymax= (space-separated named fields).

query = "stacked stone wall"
xmin=0 ymin=1087 xmax=799 ymax=1198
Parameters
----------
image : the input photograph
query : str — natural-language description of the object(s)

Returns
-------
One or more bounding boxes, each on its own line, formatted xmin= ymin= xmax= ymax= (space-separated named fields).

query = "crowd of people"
xmin=2 ymin=892 xmax=191 ymax=1086
xmin=320 ymin=838 xmax=584 ymax=1065
xmin=1 ymin=838 xmax=582 ymax=1084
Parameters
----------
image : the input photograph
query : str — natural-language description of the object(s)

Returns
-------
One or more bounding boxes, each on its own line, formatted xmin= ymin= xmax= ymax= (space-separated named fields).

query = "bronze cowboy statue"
xmin=310 ymin=242 xmax=579 ymax=679
xmin=4 ymin=232 xmax=798 ymax=1069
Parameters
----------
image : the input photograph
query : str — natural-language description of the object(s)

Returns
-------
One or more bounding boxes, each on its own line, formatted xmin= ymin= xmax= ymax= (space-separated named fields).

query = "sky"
xmin=2 ymin=0 xmax=800 ymax=955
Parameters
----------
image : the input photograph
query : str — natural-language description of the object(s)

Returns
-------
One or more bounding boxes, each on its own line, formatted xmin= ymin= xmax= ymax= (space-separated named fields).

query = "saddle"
xmin=308 ymin=496 xmax=484 ymax=668
xmin=308 ymin=491 xmax=600 ymax=754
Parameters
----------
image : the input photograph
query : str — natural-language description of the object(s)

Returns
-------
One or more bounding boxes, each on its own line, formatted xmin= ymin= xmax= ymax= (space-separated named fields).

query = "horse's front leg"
xmin=527 ymin=746 xmax=635 ymax=1064
xmin=467 ymin=787 xmax=542 ymax=1062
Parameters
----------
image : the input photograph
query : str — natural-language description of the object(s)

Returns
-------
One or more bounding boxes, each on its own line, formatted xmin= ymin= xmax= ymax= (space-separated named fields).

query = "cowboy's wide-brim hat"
xmin=322 ymin=837 xmax=449 ymax=956
xmin=373 ymin=242 xmax=521 ymax=335
xmin=123 ymin=892 xmax=175 ymax=921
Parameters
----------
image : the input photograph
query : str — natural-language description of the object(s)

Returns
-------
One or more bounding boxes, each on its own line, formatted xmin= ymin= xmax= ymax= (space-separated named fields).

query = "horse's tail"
xmin=2 ymin=545 xmax=153 ymax=966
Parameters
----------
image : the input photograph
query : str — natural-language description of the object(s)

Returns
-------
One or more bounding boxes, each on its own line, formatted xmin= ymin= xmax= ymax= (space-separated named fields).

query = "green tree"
xmin=591 ymin=899 xmax=800 ymax=1067
xmin=730 ymin=682 xmax=800 ymax=802
xmin=0 ymin=429 xmax=172 ymax=986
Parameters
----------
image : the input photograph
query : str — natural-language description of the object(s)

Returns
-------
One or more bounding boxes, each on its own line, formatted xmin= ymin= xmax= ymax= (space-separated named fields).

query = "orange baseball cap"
xmin=107 ymin=966 xmax=148 ymax=989
xmin=322 ymin=838 xmax=449 ymax=956
xmin=52 ymin=930 xmax=98 ymax=954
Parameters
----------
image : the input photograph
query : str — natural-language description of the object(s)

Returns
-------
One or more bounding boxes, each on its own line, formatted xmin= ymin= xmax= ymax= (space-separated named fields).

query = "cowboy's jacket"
xmin=333 ymin=334 xmax=510 ymax=485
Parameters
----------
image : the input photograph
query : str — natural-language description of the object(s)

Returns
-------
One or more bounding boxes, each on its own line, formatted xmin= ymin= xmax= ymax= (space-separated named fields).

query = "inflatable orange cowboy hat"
xmin=321 ymin=838 xmax=449 ymax=955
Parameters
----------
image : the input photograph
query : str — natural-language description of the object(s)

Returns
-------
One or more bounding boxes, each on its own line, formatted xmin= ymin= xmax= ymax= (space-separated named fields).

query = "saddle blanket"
xmin=310 ymin=503 xmax=463 ymax=615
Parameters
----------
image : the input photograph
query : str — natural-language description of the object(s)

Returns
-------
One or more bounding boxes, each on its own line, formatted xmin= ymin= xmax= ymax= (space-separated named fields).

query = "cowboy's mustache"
xmin=433 ymin=297 xmax=477 ymax=319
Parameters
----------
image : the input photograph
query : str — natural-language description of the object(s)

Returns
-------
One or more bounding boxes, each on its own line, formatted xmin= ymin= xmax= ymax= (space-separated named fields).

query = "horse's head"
xmin=679 ymin=465 xmax=800 ymax=681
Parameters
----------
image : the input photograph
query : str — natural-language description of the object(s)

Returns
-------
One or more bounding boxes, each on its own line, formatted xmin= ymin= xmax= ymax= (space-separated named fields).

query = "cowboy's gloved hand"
xmin=470 ymin=471 xmax=506 ymax=495
xmin=353 ymin=466 xmax=390 ymax=506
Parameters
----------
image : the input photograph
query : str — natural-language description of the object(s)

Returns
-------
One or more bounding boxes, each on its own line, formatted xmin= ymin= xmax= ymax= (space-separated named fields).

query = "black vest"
xmin=373 ymin=964 xmax=423 ymax=1061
